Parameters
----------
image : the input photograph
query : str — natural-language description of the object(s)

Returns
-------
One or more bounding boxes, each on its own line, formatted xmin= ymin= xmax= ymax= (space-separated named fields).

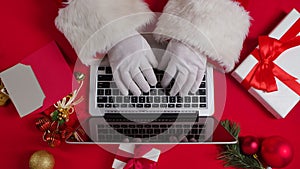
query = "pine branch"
xmin=218 ymin=120 xmax=265 ymax=169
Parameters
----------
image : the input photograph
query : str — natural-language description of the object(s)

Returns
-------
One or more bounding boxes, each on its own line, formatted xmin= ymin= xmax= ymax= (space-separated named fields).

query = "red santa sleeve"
xmin=153 ymin=0 xmax=251 ymax=72
xmin=55 ymin=0 xmax=154 ymax=65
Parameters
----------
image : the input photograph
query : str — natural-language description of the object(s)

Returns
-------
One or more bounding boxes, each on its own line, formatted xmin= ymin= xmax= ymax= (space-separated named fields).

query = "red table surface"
xmin=0 ymin=0 xmax=300 ymax=169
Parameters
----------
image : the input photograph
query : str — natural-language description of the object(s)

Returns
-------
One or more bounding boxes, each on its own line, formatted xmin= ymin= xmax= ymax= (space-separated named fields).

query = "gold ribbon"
xmin=53 ymin=81 xmax=84 ymax=122
xmin=0 ymin=79 xmax=10 ymax=106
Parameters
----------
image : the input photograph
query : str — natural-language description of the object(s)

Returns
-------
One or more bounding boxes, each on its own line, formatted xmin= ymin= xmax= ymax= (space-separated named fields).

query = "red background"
xmin=0 ymin=0 xmax=300 ymax=168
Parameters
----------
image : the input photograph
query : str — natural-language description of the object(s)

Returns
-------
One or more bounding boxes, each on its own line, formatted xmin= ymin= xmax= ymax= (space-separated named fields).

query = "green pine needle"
xmin=51 ymin=110 xmax=59 ymax=121
xmin=218 ymin=120 xmax=265 ymax=169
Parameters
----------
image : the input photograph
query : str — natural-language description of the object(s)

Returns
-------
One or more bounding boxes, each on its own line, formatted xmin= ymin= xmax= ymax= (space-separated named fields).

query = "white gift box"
xmin=112 ymin=144 xmax=161 ymax=169
xmin=232 ymin=9 xmax=300 ymax=119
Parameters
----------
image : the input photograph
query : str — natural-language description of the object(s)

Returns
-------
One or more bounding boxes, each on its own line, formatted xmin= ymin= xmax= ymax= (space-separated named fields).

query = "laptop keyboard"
xmin=96 ymin=66 xmax=208 ymax=109
xmin=96 ymin=115 xmax=207 ymax=143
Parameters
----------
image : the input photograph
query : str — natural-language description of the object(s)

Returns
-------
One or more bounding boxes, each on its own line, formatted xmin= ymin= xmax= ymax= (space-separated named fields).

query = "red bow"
xmin=124 ymin=158 xmax=157 ymax=169
xmin=115 ymin=145 xmax=159 ymax=169
xmin=241 ymin=36 xmax=300 ymax=95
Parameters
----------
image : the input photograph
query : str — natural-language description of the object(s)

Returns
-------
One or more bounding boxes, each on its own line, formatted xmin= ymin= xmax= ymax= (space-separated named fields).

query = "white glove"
xmin=158 ymin=39 xmax=207 ymax=96
xmin=108 ymin=33 xmax=158 ymax=96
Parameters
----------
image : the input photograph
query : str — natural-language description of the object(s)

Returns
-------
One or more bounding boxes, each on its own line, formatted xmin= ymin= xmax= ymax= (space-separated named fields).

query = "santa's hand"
xmin=158 ymin=39 xmax=207 ymax=96
xmin=108 ymin=33 xmax=158 ymax=96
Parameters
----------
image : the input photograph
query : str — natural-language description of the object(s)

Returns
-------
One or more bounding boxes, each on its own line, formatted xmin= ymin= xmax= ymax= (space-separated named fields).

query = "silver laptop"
xmin=68 ymin=37 xmax=236 ymax=144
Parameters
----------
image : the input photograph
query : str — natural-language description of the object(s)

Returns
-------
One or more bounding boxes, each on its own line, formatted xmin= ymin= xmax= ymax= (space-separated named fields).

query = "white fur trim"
xmin=153 ymin=0 xmax=251 ymax=72
xmin=55 ymin=0 xmax=154 ymax=65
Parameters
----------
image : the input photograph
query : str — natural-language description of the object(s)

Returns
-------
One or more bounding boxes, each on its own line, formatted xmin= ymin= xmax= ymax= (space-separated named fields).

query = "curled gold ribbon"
xmin=53 ymin=81 xmax=84 ymax=122
xmin=0 ymin=79 xmax=10 ymax=106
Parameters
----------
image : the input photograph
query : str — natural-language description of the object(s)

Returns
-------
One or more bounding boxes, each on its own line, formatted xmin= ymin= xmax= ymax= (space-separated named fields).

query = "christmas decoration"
xmin=261 ymin=136 xmax=294 ymax=168
xmin=232 ymin=9 xmax=300 ymax=119
xmin=35 ymin=81 xmax=84 ymax=147
xmin=112 ymin=144 xmax=161 ymax=169
xmin=29 ymin=150 xmax=55 ymax=169
xmin=219 ymin=120 xmax=294 ymax=169
xmin=218 ymin=120 xmax=264 ymax=169
xmin=240 ymin=136 xmax=260 ymax=155
xmin=0 ymin=79 xmax=10 ymax=106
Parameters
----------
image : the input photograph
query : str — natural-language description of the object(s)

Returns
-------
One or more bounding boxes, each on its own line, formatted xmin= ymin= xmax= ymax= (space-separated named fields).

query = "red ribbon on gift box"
xmin=114 ymin=145 xmax=159 ymax=169
xmin=241 ymin=18 xmax=300 ymax=96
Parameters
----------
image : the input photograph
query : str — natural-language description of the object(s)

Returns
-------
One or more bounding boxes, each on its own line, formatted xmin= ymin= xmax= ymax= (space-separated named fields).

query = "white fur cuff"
xmin=153 ymin=0 xmax=250 ymax=72
xmin=55 ymin=0 xmax=154 ymax=65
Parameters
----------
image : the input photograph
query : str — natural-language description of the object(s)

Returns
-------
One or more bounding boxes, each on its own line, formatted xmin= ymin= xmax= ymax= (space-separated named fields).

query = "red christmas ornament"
xmin=261 ymin=136 xmax=294 ymax=168
xmin=36 ymin=117 xmax=51 ymax=132
xmin=44 ymin=132 xmax=62 ymax=148
xmin=240 ymin=136 xmax=260 ymax=155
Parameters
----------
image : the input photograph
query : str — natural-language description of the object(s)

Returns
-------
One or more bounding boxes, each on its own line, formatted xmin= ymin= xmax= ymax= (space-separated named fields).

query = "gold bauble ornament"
xmin=29 ymin=150 xmax=55 ymax=169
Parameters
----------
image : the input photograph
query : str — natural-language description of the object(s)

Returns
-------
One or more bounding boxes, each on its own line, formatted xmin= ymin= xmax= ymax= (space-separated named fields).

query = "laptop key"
xmin=110 ymin=82 xmax=117 ymax=88
xmin=112 ymin=89 xmax=119 ymax=95
xmin=145 ymin=124 xmax=151 ymax=128
xmin=137 ymin=124 xmax=143 ymax=128
xmin=198 ymin=89 xmax=206 ymax=95
xmin=158 ymin=89 xmax=165 ymax=95
xmin=121 ymin=104 xmax=127 ymax=108
xmin=131 ymin=96 xmax=138 ymax=103
xmin=129 ymin=104 xmax=136 ymax=108
xmin=152 ymin=104 xmax=159 ymax=108
xmin=139 ymin=97 xmax=145 ymax=103
xmin=105 ymin=89 xmax=111 ymax=95
xmin=184 ymin=97 xmax=191 ymax=103
xmin=200 ymin=97 xmax=206 ymax=103
xmin=200 ymin=82 xmax=206 ymax=88
xmin=200 ymin=104 xmax=206 ymax=108
xmin=97 ymin=96 xmax=107 ymax=103
xmin=177 ymin=96 xmax=183 ymax=103
xmin=145 ymin=104 xmax=151 ymax=108
xmin=168 ymin=104 xmax=175 ymax=108
xmin=97 ymin=104 xmax=104 ymax=108
xmin=98 ymin=67 xmax=105 ymax=71
xmin=137 ymin=104 xmax=143 ymax=108
xmin=98 ymin=75 xmax=113 ymax=81
xmin=154 ymin=97 xmax=160 ymax=103
xmin=98 ymin=135 xmax=105 ymax=141
xmin=146 ymin=129 xmax=153 ymax=134
xmin=121 ymin=125 xmax=128 ymax=128
xmin=192 ymin=104 xmax=198 ymax=108
xmin=160 ymin=104 xmax=167 ymax=108
xmin=146 ymin=97 xmax=153 ymax=103
xmin=124 ymin=96 xmax=130 ymax=103
xmin=192 ymin=97 xmax=198 ymax=103
xmin=98 ymin=82 xmax=110 ymax=88
xmin=150 ymin=89 xmax=157 ymax=95
xmin=176 ymin=104 xmax=182 ymax=108
xmin=184 ymin=104 xmax=190 ymax=108
xmin=105 ymin=104 xmax=112 ymax=108
xmin=105 ymin=67 xmax=112 ymax=74
xmin=116 ymin=97 xmax=123 ymax=103
xmin=108 ymin=96 xmax=115 ymax=103
xmin=106 ymin=135 xmax=113 ymax=141
xmin=161 ymin=97 xmax=168 ymax=103
xmin=113 ymin=125 xmax=120 ymax=128
xmin=154 ymin=129 xmax=161 ymax=134
xmin=169 ymin=96 xmax=176 ymax=103
xmin=97 ymin=89 xmax=105 ymax=95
